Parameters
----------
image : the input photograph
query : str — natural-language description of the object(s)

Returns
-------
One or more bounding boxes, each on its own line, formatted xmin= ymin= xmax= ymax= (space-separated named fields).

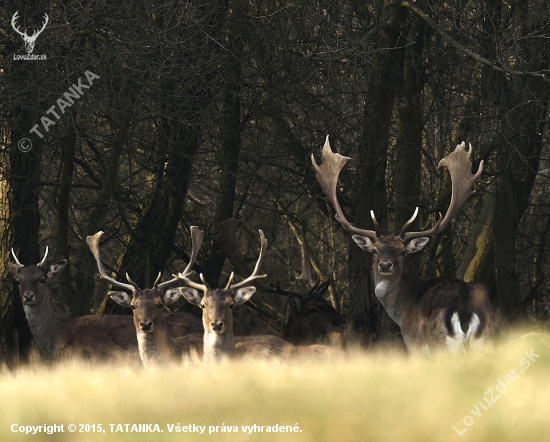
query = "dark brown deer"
xmin=278 ymin=281 xmax=346 ymax=345
xmin=87 ymin=231 xmax=203 ymax=366
xmin=213 ymin=218 xmax=345 ymax=345
xmin=9 ymin=247 xmax=138 ymax=359
xmin=312 ymin=137 xmax=494 ymax=354
xmin=176 ymin=227 xmax=292 ymax=361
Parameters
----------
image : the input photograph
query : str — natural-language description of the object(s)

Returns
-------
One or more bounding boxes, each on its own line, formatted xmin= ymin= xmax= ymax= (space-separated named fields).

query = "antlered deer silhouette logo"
xmin=11 ymin=11 xmax=49 ymax=54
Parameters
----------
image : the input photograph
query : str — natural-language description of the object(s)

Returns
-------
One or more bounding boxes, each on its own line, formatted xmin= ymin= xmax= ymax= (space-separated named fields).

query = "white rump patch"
xmin=446 ymin=312 xmax=482 ymax=353
xmin=445 ymin=312 xmax=466 ymax=354
xmin=465 ymin=313 xmax=480 ymax=341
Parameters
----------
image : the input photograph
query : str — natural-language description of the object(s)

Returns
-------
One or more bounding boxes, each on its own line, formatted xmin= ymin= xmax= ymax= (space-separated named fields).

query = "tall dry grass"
xmin=1 ymin=330 xmax=549 ymax=442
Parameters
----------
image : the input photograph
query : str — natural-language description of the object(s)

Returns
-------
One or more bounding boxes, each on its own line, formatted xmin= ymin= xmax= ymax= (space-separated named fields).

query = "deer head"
xmin=176 ymin=229 xmax=267 ymax=343
xmin=86 ymin=231 xmax=185 ymax=334
xmin=312 ymin=137 xmax=483 ymax=287
xmin=11 ymin=11 xmax=49 ymax=54
xmin=9 ymin=247 xmax=67 ymax=306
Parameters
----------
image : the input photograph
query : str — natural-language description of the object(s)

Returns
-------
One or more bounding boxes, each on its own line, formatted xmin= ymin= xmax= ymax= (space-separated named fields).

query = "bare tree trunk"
xmin=347 ymin=2 xmax=407 ymax=345
xmin=56 ymin=124 xmax=78 ymax=313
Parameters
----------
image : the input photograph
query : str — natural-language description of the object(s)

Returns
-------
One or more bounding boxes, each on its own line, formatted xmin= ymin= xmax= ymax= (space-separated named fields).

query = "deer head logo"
xmin=11 ymin=11 xmax=49 ymax=54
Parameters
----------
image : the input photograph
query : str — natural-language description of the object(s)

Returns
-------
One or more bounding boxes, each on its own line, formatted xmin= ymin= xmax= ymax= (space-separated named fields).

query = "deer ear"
xmin=9 ymin=263 xmax=21 ymax=280
xmin=163 ymin=288 xmax=182 ymax=305
xmin=406 ymin=237 xmax=429 ymax=253
xmin=48 ymin=260 xmax=68 ymax=281
xmin=179 ymin=287 xmax=203 ymax=306
xmin=352 ymin=235 xmax=376 ymax=252
xmin=289 ymin=296 xmax=301 ymax=313
xmin=233 ymin=286 xmax=256 ymax=305
xmin=109 ymin=291 xmax=132 ymax=307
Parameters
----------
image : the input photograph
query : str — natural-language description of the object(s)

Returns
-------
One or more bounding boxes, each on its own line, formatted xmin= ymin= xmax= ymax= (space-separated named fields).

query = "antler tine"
xmin=86 ymin=232 xmax=135 ymax=292
xmin=11 ymin=248 xmax=23 ymax=267
xmin=224 ymin=272 xmax=235 ymax=290
xmin=398 ymin=207 xmax=419 ymax=238
xmin=295 ymin=227 xmax=317 ymax=287
xmin=370 ymin=211 xmax=381 ymax=237
xmin=229 ymin=230 xmax=268 ymax=291
xmin=312 ymin=136 xmax=377 ymax=240
xmin=125 ymin=273 xmax=141 ymax=290
xmin=199 ymin=273 xmax=211 ymax=289
xmin=37 ymin=246 xmax=49 ymax=267
xmin=169 ymin=226 xmax=208 ymax=292
xmin=402 ymin=142 xmax=483 ymax=242
xmin=152 ymin=272 xmax=162 ymax=289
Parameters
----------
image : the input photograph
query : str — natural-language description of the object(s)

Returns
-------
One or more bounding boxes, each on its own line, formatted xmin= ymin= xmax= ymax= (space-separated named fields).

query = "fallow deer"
xmin=312 ymin=137 xmax=495 ymax=354
xmin=176 ymin=227 xmax=292 ymax=361
xmin=11 ymin=245 xmax=202 ymax=360
xmin=213 ymin=218 xmax=346 ymax=345
xmin=279 ymin=281 xmax=346 ymax=345
xmin=87 ymin=231 xmax=203 ymax=366
xmin=10 ymin=247 xmax=137 ymax=359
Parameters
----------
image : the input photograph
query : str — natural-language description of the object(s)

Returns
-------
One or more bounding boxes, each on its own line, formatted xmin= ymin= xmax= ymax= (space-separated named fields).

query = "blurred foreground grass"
xmin=1 ymin=330 xmax=549 ymax=442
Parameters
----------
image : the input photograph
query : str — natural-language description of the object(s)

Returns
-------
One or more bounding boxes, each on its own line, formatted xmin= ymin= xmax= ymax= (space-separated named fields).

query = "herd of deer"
xmin=9 ymin=138 xmax=495 ymax=366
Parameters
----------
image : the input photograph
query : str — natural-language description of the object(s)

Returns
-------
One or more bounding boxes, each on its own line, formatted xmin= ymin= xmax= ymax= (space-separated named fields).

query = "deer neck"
xmin=22 ymin=291 xmax=63 ymax=357
xmin=203 ymin=328 xmax=235 ymax=361
xmin=372 ymin=272 xmax=416 ymax=328
xmin=136 ymin=319 xmax=173 ymax=366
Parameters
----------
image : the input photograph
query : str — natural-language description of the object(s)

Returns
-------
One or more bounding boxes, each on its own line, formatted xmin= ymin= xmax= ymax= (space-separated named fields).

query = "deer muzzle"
xmin=23 ymin=292 xmax=36 ymax=303
xmin=210 ymin=321 xmax=225 ymax=333
xmin=140 ymin=321 xmax=153 ymax=332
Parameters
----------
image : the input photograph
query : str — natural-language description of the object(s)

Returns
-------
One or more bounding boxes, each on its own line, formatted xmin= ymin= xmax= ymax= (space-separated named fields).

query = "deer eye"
xmin=39 ymin=277 xmax=46 ymax=284
xmin=399 ymin=250 xmax=407 ymax=257
xmin=308 ymin=307 xmax=318 ymax=314
xmin=229 ymin=303 xmax=235 ymax=309
xmin=158 ymin=303 xmax=163 ymax=309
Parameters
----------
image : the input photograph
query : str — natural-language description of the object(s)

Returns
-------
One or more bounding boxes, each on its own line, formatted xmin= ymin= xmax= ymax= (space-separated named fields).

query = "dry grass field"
xmin=1 ymin=330 xmax=549 ymax=442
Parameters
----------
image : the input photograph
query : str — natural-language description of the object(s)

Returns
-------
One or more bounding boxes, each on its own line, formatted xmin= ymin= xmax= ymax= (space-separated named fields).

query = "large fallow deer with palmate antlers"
xmin=87 ymin=232 xmax=204 ymax=366
xmin=312 ymin=137 xmax=495 ymax=354
xmin=10 ymin=247 xmax=138 ymax=359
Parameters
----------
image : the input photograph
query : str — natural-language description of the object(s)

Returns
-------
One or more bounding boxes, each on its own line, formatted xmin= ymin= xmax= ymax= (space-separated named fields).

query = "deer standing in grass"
xmin=312 ymin=137 xmax=494 ymax=353
xmin=9 ymin=247 xmax=138 ymax=359
xmin=87 ymin=232 xmax=203 ymax=366
xmin=176 ymin=227 xmax=291 ymax=361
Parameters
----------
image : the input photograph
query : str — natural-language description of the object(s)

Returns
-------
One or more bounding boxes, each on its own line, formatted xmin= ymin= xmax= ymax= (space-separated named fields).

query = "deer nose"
xmin=211 ymin=321 xmax=225 ymax=332
xmin=379 ymin=262 xmax=393 ymax=273
xmin=23 ymin=292 xmax=36 ymax=303
xmin=140 ymin=321 xmax=153 ymax=331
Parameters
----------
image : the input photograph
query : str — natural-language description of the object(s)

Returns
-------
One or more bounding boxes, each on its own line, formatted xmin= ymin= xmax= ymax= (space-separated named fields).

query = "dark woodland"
xmin=1 ymin=0 xmax=549 ymax=362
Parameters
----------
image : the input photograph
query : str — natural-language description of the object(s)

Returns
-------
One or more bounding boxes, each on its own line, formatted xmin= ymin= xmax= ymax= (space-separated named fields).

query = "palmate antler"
xmin=312 ymin=137 xmax=483 ymax=242
xmin=311 ymin=136 xmax=378 ymax=241
xmin=400 ymin=142 xmax=484 ymax=241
